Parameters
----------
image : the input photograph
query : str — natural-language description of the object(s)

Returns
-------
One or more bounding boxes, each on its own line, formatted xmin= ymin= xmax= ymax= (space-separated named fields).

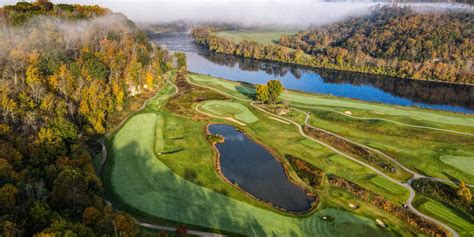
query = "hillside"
xmin=193 ymin=6 xmax=473 ymax=83
xmin=0 ymin=1 xmax=171 ymax=235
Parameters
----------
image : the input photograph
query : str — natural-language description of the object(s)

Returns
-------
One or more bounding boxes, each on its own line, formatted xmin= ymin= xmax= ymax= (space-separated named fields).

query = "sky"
xmin=2 ymin=1 xmax=472 ymax=28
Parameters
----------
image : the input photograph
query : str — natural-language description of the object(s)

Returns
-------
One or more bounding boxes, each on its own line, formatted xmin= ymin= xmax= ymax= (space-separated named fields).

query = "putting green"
xmin=200 ymin=100 xmax=259 ymax=124
xmin=440 ymin=155 xmax=474 ymax=174
xmin=106 ymin=113 xmax=395 ymax=236
xmin=189 ymin=74 xmax=474 ymax=128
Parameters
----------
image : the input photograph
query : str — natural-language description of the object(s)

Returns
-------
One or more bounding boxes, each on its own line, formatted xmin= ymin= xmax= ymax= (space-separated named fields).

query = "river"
xmin=151 ymin=32 xmax=474 ymax=114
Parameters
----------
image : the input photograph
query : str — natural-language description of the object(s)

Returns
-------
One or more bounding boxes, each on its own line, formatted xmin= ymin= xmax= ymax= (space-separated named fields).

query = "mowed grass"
xmin=440 ymin=155 xmax=474 ymax=174
xmin=104 ymin=113 xmax=398 ymax=236
xmin=189 ymin=73 xmax=474 ymax=131
xmin=303 ymin=109 xmax=474 ymax=183
xmin=369 ymin=175 xmax=407 ymax=196
xmin=415 ymin=197 xmax=474 ymax=236
xmin=214 ymin=29 xmax=297 ymax=45
xmin=189 ymin=74 xmax=474 ymax=183
xmin=200 ymin=100 xmax=259 ymax=123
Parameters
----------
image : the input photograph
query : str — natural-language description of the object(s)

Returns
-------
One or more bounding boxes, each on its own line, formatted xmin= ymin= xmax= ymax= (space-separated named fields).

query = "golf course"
xmin=99 ymin=70 xmax=474 ymax=236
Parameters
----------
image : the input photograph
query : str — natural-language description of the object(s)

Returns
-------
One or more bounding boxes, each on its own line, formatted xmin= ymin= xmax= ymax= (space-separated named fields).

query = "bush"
xmin=412 ymin=178 xmax=473 ymax=221
xmin=328 ymin=175 xmax=447 ymax=236
xmin=206 ymin=134 xmax=224 ymax=144
xmin=286 ymin=154 xmax=324 ymax=188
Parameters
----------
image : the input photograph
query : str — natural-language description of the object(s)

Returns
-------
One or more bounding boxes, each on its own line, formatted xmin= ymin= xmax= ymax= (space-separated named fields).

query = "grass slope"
xmin=414 ymin=197 xmax=474 ymax=236
xmin=189 ymin=74 xmax=474 ymax=183
xmin=106 ymin=113 xmax=395 ymax=236
xmin=200 ymin=100 xmax=259 ymax=123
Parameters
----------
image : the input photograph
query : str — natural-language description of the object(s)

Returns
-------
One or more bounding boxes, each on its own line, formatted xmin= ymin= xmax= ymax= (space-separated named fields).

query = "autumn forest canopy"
xmin=193 ymin=6 xmax=474 ymax=84
xmin=0 ymin=1 xmax=171 ymax=235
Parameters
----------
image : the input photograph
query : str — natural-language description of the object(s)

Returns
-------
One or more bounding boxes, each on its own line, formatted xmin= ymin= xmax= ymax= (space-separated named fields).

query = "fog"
xmin=0 ymin=14 xmax=132 ymax=60
xmin=1 ymin=0 xmax=473 ymax=28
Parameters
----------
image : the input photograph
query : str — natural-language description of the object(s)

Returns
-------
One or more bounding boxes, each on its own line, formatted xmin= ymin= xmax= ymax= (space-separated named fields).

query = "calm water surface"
xmin=208 ymin=124 xmax=314 ymax=212
xmin=152 ymin=32 xmax=474 ymax=114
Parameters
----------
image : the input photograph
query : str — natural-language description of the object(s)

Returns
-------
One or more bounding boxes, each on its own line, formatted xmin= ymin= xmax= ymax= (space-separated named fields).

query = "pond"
xmin=151 ymin=32 xmax=474 ymax=114
xmin=208 ymin=124 xmax=314 ymax=212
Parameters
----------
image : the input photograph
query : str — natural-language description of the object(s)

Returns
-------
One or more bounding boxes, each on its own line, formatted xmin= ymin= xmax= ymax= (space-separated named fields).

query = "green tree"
xmin=174 ymin=52 xmax=187 ymax=70
xmin=255 ymin=84 xmax=269 ymax=103
xmin=267 ymin=80 xmax=284 ymax=104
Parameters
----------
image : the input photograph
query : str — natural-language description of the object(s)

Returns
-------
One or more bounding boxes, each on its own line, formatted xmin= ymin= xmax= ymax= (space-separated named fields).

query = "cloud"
xmin=2 ymin=1 xmax=472 ymax=28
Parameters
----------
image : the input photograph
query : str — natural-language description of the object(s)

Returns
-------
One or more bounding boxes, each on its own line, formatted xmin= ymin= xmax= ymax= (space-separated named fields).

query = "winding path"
xmin=185 ymin=76 xmax=464 ymax=237
xmin=100 ymin=75 xmax=470 ymax=237
xmin=249 ymin=103 xmax=459 ymax=237
xmin=98 ymin=76 xmax=229 ymax=236
xmin=292 ymin=104 xmax=474 ymax=137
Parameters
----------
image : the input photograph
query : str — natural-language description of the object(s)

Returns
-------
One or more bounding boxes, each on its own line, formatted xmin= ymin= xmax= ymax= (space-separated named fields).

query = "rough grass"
xmin=415 ymin=197 xmax=474 ymax=236
xmin=104 ymin=113 xmax=397 ymax=236
xmin=440 ymin=155 xmax=474 ymax=174
xmin=214 ymin=29 xmax=297 ymax=45
xmin=189 ymin=73 xmax=474 ymax=130
xmin=189 ymin=74 xmax=474 ymax=183
xmin=200 ymin=100 xmax=259 ymax=123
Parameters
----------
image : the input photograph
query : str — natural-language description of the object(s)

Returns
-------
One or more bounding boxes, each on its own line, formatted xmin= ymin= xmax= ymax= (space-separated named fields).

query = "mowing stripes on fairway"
xmin=106 ymin=113 xmax=392 ymax=236
xmin=418 ymin=200 xmax=473 ymax=234
xmin=200 ymin=100 xmax=259 ymax=124
xmin=369 ymin=175 xmax=406 ymax=196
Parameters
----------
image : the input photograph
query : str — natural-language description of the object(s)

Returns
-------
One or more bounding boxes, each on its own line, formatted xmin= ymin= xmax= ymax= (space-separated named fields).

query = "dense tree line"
xmin=0 ymin=1 xmax=171 ymax=235
xmin=192 ymin=6 xmax=473 ymax=84
xmin=199 ymin=50 xmax=474 ymax=109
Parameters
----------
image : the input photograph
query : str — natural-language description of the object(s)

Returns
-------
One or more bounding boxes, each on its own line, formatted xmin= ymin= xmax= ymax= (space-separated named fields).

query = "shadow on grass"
xmin=442 ymin=172 xmax=460 ymax=184
xmin=102 ymin=140 xmax=266 ymax=236
xmin=236 ymin=82 xmax=256 ymax=100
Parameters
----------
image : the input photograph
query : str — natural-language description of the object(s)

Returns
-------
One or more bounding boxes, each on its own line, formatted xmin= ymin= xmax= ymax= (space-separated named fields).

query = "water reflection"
xmin=151 ymin=32 xmax=474 ymax=114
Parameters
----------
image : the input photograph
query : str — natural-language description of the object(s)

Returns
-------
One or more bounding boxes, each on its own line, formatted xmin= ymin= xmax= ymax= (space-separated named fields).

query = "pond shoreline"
xmin=205 ymin=123 xmax=319 ymax=215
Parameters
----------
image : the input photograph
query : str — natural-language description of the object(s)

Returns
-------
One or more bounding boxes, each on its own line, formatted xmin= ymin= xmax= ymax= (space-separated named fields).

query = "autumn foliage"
xmin=0 ymin=2 xmax=170 ymax=235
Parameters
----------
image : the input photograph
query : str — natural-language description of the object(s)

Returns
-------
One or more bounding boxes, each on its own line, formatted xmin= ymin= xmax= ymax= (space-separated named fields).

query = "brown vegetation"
xmin=302 ymin=126 xmax=397 ymax=173
xmin=328 ymin=175 xmax=447 ymax=237
xmin=165 ymin=70 xmax=228 ymax=119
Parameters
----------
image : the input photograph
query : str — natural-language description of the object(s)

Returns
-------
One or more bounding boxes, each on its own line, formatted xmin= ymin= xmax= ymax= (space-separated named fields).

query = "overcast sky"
xmin=2 ymin=1 xmax=472 ymax=28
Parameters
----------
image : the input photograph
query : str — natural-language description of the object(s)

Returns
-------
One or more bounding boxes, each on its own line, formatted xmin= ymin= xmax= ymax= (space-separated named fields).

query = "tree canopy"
xmin=0 ymin=2 xmax=171 ymax=235
xmin=192 ymin=6 xmax=473 ymax=84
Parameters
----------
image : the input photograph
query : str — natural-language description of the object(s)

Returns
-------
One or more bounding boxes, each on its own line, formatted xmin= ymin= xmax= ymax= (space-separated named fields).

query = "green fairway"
xmin=200 ymin=100 xmax=259 ymax=123
xmin=215 ymin=29 xmax=297 ymax=45
xmin=189 ymin=74 xmax=474 ymax=130
xmin=188 ymin=73 xmax=474 ymax=183
xmin=440 ymin=155 xmax=474 ymax=174
xmin=415 ymin=198 xmax=474 ymax=236
xmin=105 ymin=113 xmax=399 ymax=236
xmin=369 ymin=175 xmax=407 ymax=196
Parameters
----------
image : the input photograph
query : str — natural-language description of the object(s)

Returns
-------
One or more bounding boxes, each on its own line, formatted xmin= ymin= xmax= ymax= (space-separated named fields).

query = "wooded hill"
xmin=193 ymin=6 xmax=473 ymax=84
xmin=0 ymin=1 xmax=171 ymax=235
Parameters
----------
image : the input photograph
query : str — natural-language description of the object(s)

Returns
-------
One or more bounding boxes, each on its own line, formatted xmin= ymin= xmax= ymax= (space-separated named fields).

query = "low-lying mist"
xmin=1 ymin=0 xmax=472 ymax=29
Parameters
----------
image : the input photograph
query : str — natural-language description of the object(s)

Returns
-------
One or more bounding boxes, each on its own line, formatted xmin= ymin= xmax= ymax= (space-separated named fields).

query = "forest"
xmin=0 ymin=1 xmax=171 ymax=235
xmin=192 ymin=6 xmax=473 ymax=84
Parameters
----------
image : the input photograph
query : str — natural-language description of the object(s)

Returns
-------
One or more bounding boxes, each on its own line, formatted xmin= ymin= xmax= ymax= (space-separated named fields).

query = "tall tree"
xmin=267 ymin=80 xmax=284 ymax=104
xmin=255 ymin=84 xmax=269 ymax=103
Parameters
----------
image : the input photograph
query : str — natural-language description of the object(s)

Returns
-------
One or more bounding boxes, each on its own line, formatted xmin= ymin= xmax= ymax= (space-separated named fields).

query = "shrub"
xmin=286 ymin=154 xmax=324 ymax=188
